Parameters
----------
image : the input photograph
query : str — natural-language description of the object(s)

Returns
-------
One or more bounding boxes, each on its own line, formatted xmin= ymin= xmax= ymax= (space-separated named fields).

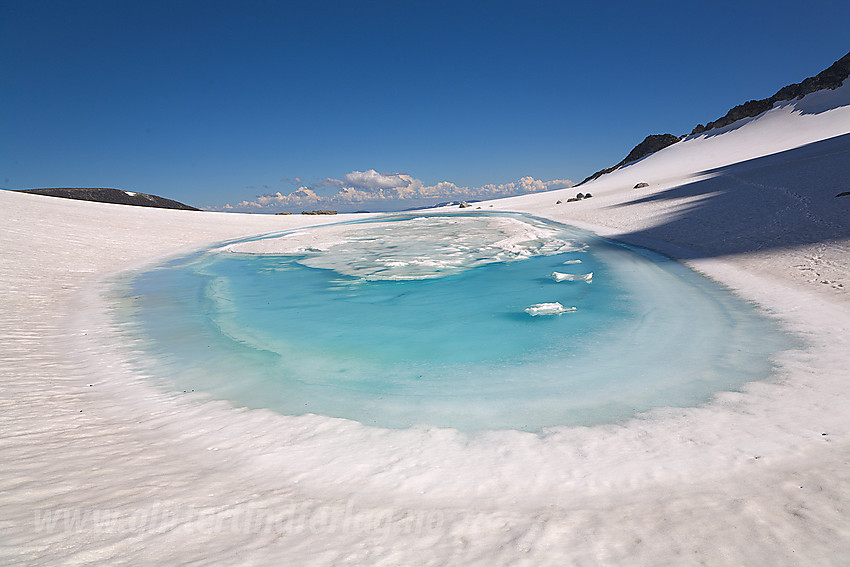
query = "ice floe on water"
xmin=524 ymin=302 xmax=577 ymax=316
xmin=220 ymin=213 xmax=583 ymax=281
xmin=551 ymin=271 xmax=593 ymax=282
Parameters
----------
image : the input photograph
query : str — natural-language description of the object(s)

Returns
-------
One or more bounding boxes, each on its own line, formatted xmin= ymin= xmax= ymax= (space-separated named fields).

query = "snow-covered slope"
xmin=589 ymin=79 xmax=850 ymax=191
xmin=3 ymin=80 xmax=850 ymax=565
xmin=495 ymin=78 xmax=850 ymax=298
xmin=511 ymin=79 xmax=850 ymax=204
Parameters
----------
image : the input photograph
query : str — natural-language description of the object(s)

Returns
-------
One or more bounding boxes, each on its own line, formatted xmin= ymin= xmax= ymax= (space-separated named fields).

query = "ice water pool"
xmin=113 ymin=212 xmax=792 ymax=431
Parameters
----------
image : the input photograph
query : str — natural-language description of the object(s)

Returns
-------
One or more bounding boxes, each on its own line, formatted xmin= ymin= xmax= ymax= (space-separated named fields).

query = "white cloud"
xmin=341 ymin=170 xmax=414 ymax=191
xmin=219 ymin=170 xmax=573 ymax=212
xmin=233 ymin=187 xmax=320 ymax=209
xmin=478 ymin=176 xmax=573 ymax=196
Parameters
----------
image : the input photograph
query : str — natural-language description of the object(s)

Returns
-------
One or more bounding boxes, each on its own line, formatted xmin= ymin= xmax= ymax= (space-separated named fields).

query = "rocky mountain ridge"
xmin=577 ymin=52 xmax=850 ymax=186
xmin=577 ymin=134 xmax=683 ymax=185
xmin=691 ymin=52 xmax=850 ymax=135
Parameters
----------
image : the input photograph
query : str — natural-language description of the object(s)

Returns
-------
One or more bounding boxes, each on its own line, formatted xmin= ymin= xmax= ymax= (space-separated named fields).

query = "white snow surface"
xmin=3 ymin=80 xmax=850 ymax=565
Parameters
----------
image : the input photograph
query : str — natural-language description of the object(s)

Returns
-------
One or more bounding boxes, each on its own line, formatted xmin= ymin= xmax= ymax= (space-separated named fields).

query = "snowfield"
xmin=2 ymin=80 xmax=850 ymax=565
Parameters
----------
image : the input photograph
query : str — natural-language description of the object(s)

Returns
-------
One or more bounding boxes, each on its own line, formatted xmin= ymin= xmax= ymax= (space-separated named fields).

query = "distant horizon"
xmin=3 ymin=1 xmax=849 ymax=212
xmin=1 ymin=183 xmax=566 ymax=214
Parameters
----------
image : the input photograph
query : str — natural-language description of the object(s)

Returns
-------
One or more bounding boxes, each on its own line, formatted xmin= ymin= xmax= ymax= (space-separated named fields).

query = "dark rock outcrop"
xmin=634 ymin=182 xmax=650 ymax=189
xmin=619 ymin=134 xmax=684 ymax=166
xmin=577 ymin=134 xmax=683 ymax=186
xmin=691 ymin=52 xmax=850 ymax=135
xmin=301 ymin=210 xmax=338 ymax=215
xmin=14 ymin=187 xmax=199 ymax=210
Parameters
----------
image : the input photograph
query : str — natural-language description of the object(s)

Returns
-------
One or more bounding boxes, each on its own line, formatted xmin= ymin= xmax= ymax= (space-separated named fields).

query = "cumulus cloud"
xmin=232 ymin=187 xmax=320 ymax=209
xmin=218 ymin=170 xmax=573 ymax=212
xmin=342 ymin=170 xmax=414 ymax=191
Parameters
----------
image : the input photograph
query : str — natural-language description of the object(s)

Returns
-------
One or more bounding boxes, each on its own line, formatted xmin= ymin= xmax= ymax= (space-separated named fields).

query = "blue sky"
xmin=2 ymin=1 xmax=849 ymax=212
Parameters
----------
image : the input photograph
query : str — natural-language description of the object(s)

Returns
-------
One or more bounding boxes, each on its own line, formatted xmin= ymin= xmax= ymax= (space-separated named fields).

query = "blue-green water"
xmin=113 ymin=213 xmax=792 ymax=431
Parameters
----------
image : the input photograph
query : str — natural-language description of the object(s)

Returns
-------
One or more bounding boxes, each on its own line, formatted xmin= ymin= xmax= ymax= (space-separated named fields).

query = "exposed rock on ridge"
xmin=692 ymin=52 xmax=850 ymax=135
xmin=577 ymin=133 xmax=683 ymax=186
xmin=578 ymin=52 xmax=850 ymax=186
xmin=13 ymin=188 xmax=200 ymax=210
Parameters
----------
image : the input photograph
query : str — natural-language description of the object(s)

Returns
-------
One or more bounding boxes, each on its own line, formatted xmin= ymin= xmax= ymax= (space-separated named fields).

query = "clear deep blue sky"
xmin=2 ymin=1 xmax=849 ymax=211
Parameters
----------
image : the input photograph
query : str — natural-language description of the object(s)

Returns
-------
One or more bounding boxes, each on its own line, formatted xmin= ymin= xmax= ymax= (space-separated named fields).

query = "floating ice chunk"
xmin=551 ymin=271 xmax=593 ymax=283
xmin=563 ymin=259 xmax=582 ymax=264
xmin=524 ymin=302 xmax=577 ymax=316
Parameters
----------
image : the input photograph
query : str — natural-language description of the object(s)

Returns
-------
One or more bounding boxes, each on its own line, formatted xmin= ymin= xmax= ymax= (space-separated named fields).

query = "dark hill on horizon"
xmin=13 ymin=188 xmax=200 ymax=211
xmin=577 ymin=51 xmax=850 ymax=186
